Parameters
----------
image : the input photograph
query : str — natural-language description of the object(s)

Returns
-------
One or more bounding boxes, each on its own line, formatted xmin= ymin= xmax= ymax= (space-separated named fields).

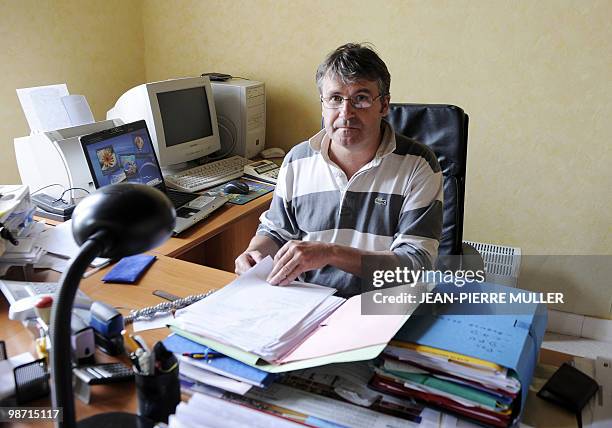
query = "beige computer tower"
xmin=211 ymin=79 xmax=265 ymax=159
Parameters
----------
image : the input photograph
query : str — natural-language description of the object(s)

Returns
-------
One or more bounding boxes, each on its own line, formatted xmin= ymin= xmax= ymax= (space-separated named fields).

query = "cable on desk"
xmin=31 ymin=183 xmax=64 ymax=195
xmin=124 ymin=289 xmax=217 ymax=324
xmin=53 ymin=187 xmax=90 ymax=203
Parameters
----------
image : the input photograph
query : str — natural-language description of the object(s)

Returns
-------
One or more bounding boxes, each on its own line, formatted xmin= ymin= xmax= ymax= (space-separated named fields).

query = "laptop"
xmin=79 ymin=120 xmax=228 ymax=235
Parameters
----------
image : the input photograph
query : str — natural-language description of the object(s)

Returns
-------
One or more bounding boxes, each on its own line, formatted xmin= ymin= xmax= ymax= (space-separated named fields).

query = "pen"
xmin=82 ymin=259 xmax=112 ymax=278
xmin=182 ymin=352 xmax=219 ymax=360
xmin=131 ymin=334 xmax=150 ymax=351
xmin=122 ymin=330 xmax=140 ymax=353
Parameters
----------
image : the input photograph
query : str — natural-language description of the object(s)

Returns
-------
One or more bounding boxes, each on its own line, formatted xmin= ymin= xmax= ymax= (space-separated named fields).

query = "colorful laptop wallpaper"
xmin=83 ymin=128 xmax=163 ymax=188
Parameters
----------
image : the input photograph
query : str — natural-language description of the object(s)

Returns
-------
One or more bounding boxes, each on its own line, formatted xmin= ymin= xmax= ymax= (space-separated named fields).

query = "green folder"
xmin=170 ymin=326 xmax=386 ymax=373
xmin=386 ymin=369 xmax=509 ymax=410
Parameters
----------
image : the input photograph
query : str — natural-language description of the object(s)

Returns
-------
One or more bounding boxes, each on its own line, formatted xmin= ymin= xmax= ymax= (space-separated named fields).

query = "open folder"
xmin=168 ymin=257 xmax=413 ymax=373
xmin=389 ymin=282 xmax=548 ymax=425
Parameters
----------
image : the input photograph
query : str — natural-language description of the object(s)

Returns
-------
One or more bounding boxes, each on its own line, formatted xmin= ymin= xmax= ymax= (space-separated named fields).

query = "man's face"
xmin=320 ymin=75 xmax=389 ymax=150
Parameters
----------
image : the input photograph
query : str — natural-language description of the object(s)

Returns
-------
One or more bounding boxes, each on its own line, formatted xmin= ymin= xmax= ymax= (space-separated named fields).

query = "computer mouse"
xmin=223 ymin=181 xmax=250 ymax=195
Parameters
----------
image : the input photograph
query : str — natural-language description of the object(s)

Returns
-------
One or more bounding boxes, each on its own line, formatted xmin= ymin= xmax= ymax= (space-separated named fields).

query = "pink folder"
xmin=279 ymin=294 xmax=408 ymax=363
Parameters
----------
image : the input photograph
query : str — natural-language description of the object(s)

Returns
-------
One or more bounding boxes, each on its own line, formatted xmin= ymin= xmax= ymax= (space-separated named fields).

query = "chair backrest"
xmin=386 ymin=103 xmax=469 ymax=256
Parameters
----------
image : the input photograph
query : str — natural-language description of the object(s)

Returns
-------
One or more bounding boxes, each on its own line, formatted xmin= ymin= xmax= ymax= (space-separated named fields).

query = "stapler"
xmin=89 ymin=301 xmax=125 ymax=355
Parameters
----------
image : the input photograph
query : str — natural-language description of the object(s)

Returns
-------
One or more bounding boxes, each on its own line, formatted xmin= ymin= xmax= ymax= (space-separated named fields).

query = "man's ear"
xmin=380 ymin=94 xmax=391 ymax=116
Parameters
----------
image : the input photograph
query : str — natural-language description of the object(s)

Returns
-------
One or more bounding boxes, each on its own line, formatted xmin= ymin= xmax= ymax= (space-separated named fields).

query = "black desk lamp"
xmin=49 ymin=183 xmax=175 ymax=428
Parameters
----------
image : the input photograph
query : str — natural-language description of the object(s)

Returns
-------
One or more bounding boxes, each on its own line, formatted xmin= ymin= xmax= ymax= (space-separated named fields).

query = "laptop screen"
xmin=81 ymin=121 xmax=164 ymax=190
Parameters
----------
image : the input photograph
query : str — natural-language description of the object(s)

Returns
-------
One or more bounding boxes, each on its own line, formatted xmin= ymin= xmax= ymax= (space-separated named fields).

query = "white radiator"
xmin=464 ymin=241 xmax=521 ymax=287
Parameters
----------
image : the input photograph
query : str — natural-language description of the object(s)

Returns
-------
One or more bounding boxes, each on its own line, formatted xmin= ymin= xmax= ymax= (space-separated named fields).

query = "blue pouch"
xmin=102 ymin=254 xmax=157 ymax=284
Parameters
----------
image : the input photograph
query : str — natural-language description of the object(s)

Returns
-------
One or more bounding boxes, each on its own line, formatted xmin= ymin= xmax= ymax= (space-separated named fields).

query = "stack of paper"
xmin=170 ymin=257 xmax=411 ymax=372
xmin=162 ymin=333 xmax=428 ymax=425
xmin=371 ymin=342 xmax=519 ymax=427
xmin=162 ymin=333 xmax=276 ymax=396
xmin=173 ymin=257 xmax=341 ymax=363
xmin=170 ymin=392 xmax=304 ymax=428
xmin=368 ymin=281 xmax=548 ymax=428
xmin=168 ymin=349 xmax=457 ymax=427
xmin=0 ymin=185 xmax=33 ymax=229
xmin=162 ymin=258 xmax=420 ymax=424
xmin=279 ymin=361 xmax=427 ymax=423
xmin=34 ymin=220 xmax=109 ymax=271
xmin=1 ymin=230 xmax=45 ymax=263
xmin=171 ymin=383 xmax=418 ymax=428
xmin=0 ymin=186 xmax=43 ymax=275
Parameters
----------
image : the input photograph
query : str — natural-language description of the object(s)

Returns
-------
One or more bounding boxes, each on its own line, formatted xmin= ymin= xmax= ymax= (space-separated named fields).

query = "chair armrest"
xmin=460 ymin=242 xmax=485 ymax=272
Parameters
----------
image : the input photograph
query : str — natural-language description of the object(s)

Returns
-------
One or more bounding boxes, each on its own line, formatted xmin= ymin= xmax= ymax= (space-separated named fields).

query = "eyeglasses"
xmin=320 ymin=93 xmax=387 ymax=109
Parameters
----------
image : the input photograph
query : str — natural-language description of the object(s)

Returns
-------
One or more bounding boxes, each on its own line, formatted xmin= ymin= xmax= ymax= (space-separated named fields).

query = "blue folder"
xmin=393 ymin=281 xmax=547 ymax=422
xmin=162 ymin=333 xmax=276 ymax=387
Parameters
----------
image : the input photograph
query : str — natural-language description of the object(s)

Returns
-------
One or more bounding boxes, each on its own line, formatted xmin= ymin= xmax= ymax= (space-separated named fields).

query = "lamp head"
xmin=71 ymin=183 xmax=175 ymax=259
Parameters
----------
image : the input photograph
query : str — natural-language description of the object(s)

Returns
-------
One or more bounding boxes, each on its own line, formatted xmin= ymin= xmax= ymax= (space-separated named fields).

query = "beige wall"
xmin=0 ymin=0 xmax=145 ymax=183
xmin=1 ymin=1 xmax=610 ymax=313
xmin=142 ymin=0 xmax=611 ymax=257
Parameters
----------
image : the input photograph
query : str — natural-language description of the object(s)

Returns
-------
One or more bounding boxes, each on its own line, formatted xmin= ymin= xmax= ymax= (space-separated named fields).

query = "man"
xmin=235 ymin=43 xmax=443 ymax=297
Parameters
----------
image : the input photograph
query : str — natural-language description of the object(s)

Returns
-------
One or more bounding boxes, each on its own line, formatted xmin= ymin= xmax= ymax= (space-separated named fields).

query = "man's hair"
xmin=316 ymin=43 xmax=391 ymax=96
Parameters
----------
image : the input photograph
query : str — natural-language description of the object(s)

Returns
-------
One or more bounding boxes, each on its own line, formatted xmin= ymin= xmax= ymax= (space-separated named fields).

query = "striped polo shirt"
xmin=257 ymin=121 xmax=443 ymax=297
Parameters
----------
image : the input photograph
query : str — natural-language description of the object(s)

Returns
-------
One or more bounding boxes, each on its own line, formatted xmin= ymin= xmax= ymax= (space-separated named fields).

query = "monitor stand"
xmin=160 ymin=157 xmax=207 ymax=177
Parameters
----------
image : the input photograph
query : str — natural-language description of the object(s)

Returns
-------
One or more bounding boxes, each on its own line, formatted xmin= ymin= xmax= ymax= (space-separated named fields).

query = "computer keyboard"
xmin=166 ymin=189 xmax=198 ymax=209
xmin=164 ymin=155 xmax=253 ymax=193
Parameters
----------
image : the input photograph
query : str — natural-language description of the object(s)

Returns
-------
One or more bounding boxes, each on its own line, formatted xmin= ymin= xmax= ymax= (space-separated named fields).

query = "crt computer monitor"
xmin=106 ymin=77 xmax=221 ymax=170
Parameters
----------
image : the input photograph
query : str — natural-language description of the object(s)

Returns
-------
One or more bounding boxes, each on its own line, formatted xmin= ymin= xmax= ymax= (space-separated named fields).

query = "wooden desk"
xmin=154 ymin=193 xmax=271 ymax=272
xmin=1 ymin=255 xmax=235 ymax=425
xmin=0 ymin=241 xmax=582 ymax=427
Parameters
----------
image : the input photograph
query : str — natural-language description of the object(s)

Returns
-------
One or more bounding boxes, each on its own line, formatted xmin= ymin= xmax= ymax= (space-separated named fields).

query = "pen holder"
xmin=135 ymin=366 xmax=180 ymax=423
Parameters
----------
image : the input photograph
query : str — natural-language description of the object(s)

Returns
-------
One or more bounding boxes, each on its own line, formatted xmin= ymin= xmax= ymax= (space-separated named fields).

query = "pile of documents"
xmin=371 ymin=341 xmax=520 ymax=427
xmin=165 ymin=268 xmax=547 ymax=427
xmin=171 ymin=392 xmax=304 ymax=428
xmin=172 ymin=257 xmax=342 ymax=363
xmin=0 ymin=185 xmax=108 ymax=276
xmin=367 ymin=281 xmax=548 ymax=427
xmin=33 ymin=219 xmax=109 ymax=272
xmin=167 ymin=350 xmax=431 ymax=428
xmin=163 ymin=333 xmax=276 ymax=396
xmin=169 ymin=256 xmax=409 ymax=369
xmin=0 ymin=185 xmax=42 ymax=275
xmin=164 ymin=323 xmax=436 ymax=426
xmin=162 ymin=257 xmax=437 ymax=426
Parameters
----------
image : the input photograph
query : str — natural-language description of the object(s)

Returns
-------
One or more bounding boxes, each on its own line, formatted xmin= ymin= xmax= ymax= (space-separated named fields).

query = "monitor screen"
xmin=157 ymin=86 xmax=213 ymax=147
xmin=81 ymin=123 xmax=163 ymax=189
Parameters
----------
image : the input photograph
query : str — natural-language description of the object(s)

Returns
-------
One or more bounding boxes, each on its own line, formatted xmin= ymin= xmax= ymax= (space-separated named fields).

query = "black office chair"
xmin=386 ymin=103 xmax=483 ymax=271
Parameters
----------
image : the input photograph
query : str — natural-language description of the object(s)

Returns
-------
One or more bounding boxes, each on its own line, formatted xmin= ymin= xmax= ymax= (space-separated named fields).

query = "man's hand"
xmin=267 ymin=241 xmax=333 ymax=286
xmin=235 ymin=250 xmax=264 ymax=275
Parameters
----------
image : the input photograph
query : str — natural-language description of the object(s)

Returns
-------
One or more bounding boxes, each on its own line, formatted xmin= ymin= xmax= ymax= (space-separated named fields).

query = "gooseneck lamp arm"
xmin=50 ymin=232 xmax=108 ymax=428
xmin=47 ymin=183 xmax=175 ymax=428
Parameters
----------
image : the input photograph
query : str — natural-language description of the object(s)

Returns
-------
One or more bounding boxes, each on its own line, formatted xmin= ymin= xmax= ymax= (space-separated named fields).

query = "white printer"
xmin=14 ymin=119 xmax=123 ymax=200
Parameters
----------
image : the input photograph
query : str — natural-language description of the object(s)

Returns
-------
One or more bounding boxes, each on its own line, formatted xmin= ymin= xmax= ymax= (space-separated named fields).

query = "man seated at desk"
xmin=235 ymin=43 xmax=443 ymax=297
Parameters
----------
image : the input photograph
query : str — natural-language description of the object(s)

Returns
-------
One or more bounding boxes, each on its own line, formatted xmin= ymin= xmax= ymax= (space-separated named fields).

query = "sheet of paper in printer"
xmin=17 ymin=84 xmax=94 ymax=133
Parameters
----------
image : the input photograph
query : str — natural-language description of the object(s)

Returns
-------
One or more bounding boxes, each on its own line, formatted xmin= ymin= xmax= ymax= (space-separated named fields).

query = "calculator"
xmin=73 ymin=362 xmax=134 ymax=385
xmin=244 ymin=160 xmax=279 ymax=184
